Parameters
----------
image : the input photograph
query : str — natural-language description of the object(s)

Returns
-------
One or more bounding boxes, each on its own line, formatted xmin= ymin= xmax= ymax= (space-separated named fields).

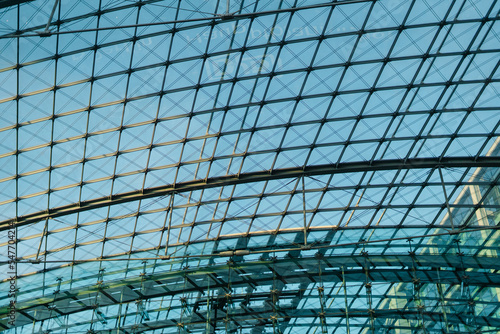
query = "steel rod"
xmin=438 ymin=167 xmax=455 ymax=230
xmin=43 ymin=0 xmax=60 ymax=33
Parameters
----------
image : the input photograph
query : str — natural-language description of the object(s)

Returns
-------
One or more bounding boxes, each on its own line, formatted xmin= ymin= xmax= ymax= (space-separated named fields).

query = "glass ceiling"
xmin=0 ymin=0 xmax=499 ymax=333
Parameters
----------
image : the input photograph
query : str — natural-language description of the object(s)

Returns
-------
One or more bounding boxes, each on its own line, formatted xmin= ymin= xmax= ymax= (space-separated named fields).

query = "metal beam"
xmin=0 ymin=0 xmax=33 ymax=9
xmin=2 ymin=156 xmax=499 ymax=231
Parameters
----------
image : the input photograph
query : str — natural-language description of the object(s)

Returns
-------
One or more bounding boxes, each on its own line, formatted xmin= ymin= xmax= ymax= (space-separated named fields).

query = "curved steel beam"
xmin=2 ymin=156 xmax=499 ymax=231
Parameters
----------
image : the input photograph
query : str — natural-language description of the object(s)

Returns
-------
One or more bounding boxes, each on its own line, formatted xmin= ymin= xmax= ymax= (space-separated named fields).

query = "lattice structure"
xmin=0 ymin=0 xmax=499 ymax=333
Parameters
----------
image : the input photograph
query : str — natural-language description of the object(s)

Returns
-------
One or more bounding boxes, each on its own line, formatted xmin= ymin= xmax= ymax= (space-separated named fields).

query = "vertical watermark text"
xmin=6 ymin=220 xmax=17 ymax=327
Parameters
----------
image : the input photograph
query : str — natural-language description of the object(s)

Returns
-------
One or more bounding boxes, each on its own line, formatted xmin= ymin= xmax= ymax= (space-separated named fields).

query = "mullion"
xmin=334 ymin=0 xmax=417 ymax=235
xmin=437 ymin=73 xmax=499 ymax=232
xmin=366 ymin=0 xmax=417 ymax=164
xmin=107 ymin=3 xmax=144 ymax=271
xmin=332 ymin=0 xmax=376 ymax=166
xmin=233 ymin=0 xmax=289 ymax=181
xmin=210 ymin=7 xmax=256 ymax=239
xmin=300 ymin=2 xmax=344 ymax=169
xmin=377 ymin=0 xmax=461 ymax=161
xmin=271 ymin=5 xmax=336 ymax=173
xmin=353 ymin=0 xmax=423 ymax=233
xmin=305 ymin=174 xmax=335 ymax=230
xmin=194 ymin=3 xmax=248 ymax=184
xmin=43 ymin=0 xmax=63 ymax=298
xmin=177 ymin=0 xmax=224 ymax=240
xmin=406 ymin=0 xmax=468 ymax=160
xmin=273 ymin=177 xmax=301 ymax=234
xmin=419 ymin=0 xmax=499 ymax=160
xmin=185 ymin=189 xmax=206 ymax=244
xmin=173 ymin=0 xmax=223 ymax=188
xmin=439 ymin=1 xmax=500 ymax=158
xmin=336 ymin=172 xmax=369 ymax=230
xmin=357 ymin=170 xmax=402 ymax=232
xmin=71 ymin=0 xmax=104 ymax=290
xmin=377 ymin=0 xmax=463 ymax=242
xmin=143 ymin=1 xmax=187 ymax=268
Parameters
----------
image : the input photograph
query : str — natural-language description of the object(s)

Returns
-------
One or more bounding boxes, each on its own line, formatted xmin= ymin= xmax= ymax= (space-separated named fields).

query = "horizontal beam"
xmin=1 ymin=156 xmax=499 ymax=231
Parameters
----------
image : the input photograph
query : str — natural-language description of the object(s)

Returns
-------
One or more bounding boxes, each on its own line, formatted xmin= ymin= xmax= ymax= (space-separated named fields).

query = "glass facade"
xmin=0 ymin=0 xmax=499 ymax=333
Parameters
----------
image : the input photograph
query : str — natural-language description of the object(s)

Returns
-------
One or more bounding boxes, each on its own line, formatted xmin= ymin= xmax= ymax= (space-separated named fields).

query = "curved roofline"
xmin=3 ymin=156 xmax=499 ymax=231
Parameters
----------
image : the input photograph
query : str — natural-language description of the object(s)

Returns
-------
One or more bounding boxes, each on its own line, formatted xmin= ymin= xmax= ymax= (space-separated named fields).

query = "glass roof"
xmin=0 ymin=0 xmax=499 ymax=333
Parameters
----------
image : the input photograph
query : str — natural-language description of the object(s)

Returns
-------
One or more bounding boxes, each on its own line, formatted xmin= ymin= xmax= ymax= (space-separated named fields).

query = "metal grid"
xmin=0 ymin=0 xmax=499 ymax=333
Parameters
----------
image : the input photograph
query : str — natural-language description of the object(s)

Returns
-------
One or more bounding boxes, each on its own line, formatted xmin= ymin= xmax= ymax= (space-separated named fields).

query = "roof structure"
xmin=0 ymin=0 xmax=499 ymax=333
